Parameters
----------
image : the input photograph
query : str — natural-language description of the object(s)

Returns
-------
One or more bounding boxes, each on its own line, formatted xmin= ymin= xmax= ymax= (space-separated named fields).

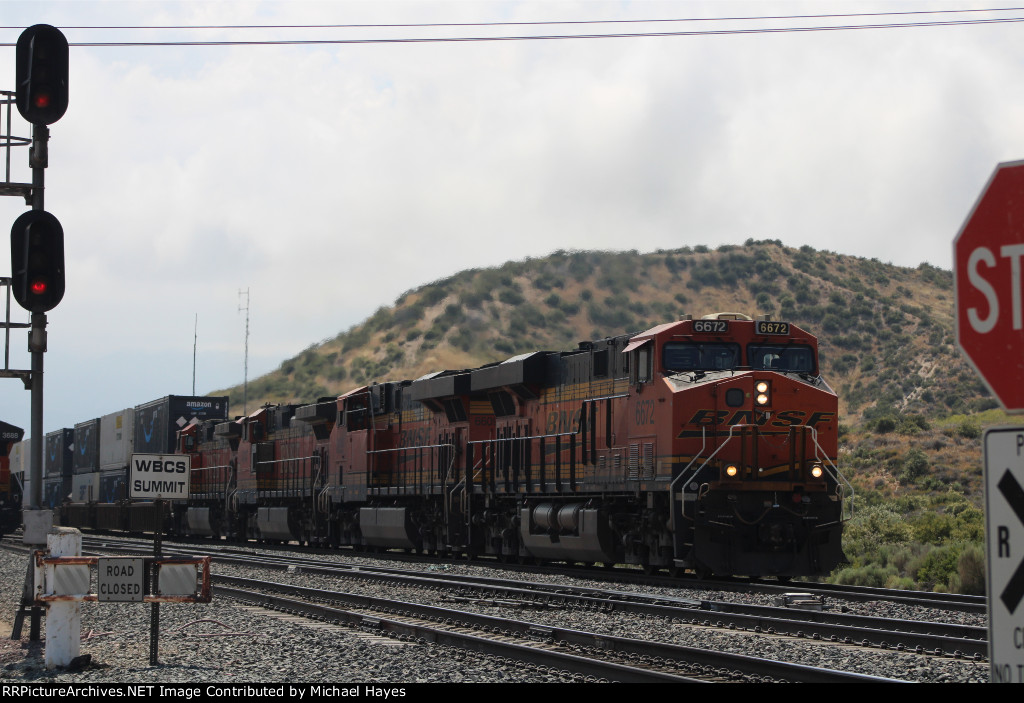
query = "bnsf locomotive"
xmin=179 ymin=312 xmax=849 ymax=578
xmin=0 ymin=421 xmax=25 ymax=537
xmin=28 ymin=312 xmax=849 ymax=578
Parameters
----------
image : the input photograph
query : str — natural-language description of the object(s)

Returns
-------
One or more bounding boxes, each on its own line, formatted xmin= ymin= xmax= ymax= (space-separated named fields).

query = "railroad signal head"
xmin=10 ymin=210 xmax=65 ymax=313
xmin=15 ymin=24 xmax=69 ymax=126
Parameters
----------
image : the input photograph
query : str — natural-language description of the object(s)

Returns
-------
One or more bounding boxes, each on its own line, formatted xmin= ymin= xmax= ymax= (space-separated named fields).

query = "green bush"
xmin=957 ymin=543 xmax=986 ymax=595
xmin=831 ymin=564 xmax=897 ymax=587
xmin=899 ymin=448 xmax=929 ymax=483
xmin=913 ymin=544 xmax=962 ymax=591
xmin=497 ymin=287 xmax=525 ymax=306
xmin=957 ymin=420 xmax=982 ymax=439
xmin=841 ymin=505 xmax=912 ymax=566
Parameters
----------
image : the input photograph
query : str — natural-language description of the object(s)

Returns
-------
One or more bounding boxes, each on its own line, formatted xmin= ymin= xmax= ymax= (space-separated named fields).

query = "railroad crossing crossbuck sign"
xmin=984 ymin=428 xmax=1024 ymax=682
xmin=955 ymin=159 xmax=1024 ymax=413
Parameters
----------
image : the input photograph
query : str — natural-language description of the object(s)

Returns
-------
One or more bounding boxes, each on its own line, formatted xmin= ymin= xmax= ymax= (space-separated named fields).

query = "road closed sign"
xmin=130 ymin=453 xmax=190 ymax=500
xmin=97 ymin=557 xmax=144 ymax=602
xmin=985 ymin=427 xmax=1024 ymax=682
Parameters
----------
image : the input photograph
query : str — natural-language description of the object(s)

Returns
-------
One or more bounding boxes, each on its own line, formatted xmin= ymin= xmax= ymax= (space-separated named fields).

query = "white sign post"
xmin=984 ymin=427 xmax=1024 ymax=682
xmin=128 ymin=452 xmax=190 ymax=664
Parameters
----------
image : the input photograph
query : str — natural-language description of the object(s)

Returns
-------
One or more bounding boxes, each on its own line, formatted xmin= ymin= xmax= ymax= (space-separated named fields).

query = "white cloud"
xmin=2 ymin=0 xmax=1024 ymax=433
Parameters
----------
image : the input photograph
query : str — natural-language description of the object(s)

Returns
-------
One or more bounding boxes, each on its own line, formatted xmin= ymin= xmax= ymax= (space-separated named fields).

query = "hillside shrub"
xmin=898 ymin=448 xmax=929 ymax=482
xmin=912 ymin=544 xmax=962 ymax=591
xmin=957 ymin=543 xmax=986 ymax=595
xmin=957 ymin=420 xmax=981 ymax=439
xmin=497 ymin=286 xmax=525 ymax=306
xmin=831 ymin=564 xmax=897 ymax=587
xmin=841 ymin=504 xmax=912 ymax=566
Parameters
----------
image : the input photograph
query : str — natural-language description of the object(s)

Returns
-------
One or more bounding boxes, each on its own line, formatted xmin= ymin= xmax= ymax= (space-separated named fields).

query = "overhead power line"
xmin=2 ymin=5 xmax=1024 ymax=31
xmin=2 ymin=8 xmax=1024 ymax=46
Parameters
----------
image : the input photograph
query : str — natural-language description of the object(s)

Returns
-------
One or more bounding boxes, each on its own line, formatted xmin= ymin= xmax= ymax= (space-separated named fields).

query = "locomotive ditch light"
xmin=725 ymin=464 xmax=739 ymax=477
xmin=810 ymin=463 xmax=823 ymax=479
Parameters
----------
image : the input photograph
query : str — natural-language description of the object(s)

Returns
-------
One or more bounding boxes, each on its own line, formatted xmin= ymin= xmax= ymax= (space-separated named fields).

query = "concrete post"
xmin=44 ymin=527 xmax=82 ymax=669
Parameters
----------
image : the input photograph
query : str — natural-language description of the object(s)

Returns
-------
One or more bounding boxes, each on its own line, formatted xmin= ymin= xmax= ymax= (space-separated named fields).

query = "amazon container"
xmin=73 ymin=418 xmax=101 ymax=475
xmin=134 ymin=395 xmax=229 ymax=455
xmin=44 ymin=428 xmax=74 ymax=478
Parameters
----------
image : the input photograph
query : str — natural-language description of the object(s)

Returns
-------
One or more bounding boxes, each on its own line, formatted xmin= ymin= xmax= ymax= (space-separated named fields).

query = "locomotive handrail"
xmin=254 ymin=454 xmax=321 ymax=466
xmin=677 ymin=423 xmax=853 ymax=523
xmin=467 ymin=429 xmax=577 ymax=445
xmin=366 ymin=442 xmax=456 ymax=454
xmin=668 ymin=426 xmax=708 ymax=535
xmin=316 ymin=484 xmax=332 ymax=514
xmin=190 ymin=463 xmax=231 ymax=472
xmin=806 ymin=426 xmax=854 ymax=522
xmin=673 ymin=427 xmax=709 ymax=488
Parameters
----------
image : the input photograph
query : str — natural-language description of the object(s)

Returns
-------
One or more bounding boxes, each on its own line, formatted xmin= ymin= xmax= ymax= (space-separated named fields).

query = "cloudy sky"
xmin=2 ymin=0 xmax=1024 ymax=436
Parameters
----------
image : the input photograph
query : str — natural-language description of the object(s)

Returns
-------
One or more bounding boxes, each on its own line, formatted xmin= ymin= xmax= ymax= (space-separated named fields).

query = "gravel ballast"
xmin=0 ymin=545 xmax=990 ymax=684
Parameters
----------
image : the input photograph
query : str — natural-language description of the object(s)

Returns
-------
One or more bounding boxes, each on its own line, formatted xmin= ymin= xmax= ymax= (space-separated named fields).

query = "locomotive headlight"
xmin=755 ymin=381 xmax=770 ymax=406
xmin=810 ymin=463 xmax=823 ymax=478
xmin=725 ymin=464 xmax=739 ymax=477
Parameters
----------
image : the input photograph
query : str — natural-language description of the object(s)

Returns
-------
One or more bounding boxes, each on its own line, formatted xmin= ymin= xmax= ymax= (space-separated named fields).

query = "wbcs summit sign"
xmin=129 ymin=453 xmax=190 ymax=500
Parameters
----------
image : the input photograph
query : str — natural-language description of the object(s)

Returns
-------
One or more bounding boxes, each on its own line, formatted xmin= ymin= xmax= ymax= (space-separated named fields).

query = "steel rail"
xmin=71 ymin=537 xmax=989 ymax=659
xmin=214 ymin=576 xmax=904 ymax=683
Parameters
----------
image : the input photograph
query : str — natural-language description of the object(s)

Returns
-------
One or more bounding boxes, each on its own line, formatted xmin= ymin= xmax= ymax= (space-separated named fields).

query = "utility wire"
xmin=41 ymin=16 xmax=1024 ymax=47
xmin=3 ymin=8 xmax=1023 ymax=46
xmin=1 ymin=5 xmax=1023 ymax=30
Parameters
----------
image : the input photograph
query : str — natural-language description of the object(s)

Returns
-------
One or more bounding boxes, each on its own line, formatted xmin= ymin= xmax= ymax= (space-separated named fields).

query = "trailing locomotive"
xmin=0 ymin=421 xmax=25 ymax=537
xmin=171 ymin=312 xmax=850 ymax=578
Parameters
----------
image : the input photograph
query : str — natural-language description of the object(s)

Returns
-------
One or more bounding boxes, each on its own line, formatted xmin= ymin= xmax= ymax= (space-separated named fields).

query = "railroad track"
xmin=213 ymin=575 xmax=902 ymax=683
xmin=74 ymin=532 xmax=989 ymax=613
xmin=69 ymin=535 xmax=990 ymax=662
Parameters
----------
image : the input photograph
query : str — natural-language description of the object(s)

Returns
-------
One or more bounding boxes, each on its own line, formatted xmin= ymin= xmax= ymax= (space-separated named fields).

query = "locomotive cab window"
xmin=662 ymin=342 xmax=740 ymax=372
xmin=346 ymin=403 xmax=369 ymax=431
xmin=635 ymin=344 xmax=652 ymax=383
xmin=748 ymin=344 xmax=815 ymax=374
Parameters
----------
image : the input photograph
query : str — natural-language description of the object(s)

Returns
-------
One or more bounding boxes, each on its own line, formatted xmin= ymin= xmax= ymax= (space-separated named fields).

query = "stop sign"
xmin=955 ymin=159 xmax=1024 ymax=412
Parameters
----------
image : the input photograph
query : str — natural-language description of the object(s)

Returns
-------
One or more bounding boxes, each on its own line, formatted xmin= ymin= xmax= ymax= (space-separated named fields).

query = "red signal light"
xmin=10 ymin=210 xmax=65 ymax=313
xmin=15 ymin=25 xmax=69 ymax=125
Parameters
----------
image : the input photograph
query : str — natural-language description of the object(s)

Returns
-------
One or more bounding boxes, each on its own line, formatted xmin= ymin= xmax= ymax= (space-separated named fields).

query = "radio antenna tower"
xmin=192 ymin=313 xmax=197 ymax=395
xmin=238 ymin=288 xmax=250 ymax=415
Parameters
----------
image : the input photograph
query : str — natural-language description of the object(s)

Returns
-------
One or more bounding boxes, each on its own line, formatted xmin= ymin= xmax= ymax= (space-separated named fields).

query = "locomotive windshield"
xmin=663 ymin=342 xmax=740 ymax=371
xmin=748 ymin=344 xmax=815 ymax=373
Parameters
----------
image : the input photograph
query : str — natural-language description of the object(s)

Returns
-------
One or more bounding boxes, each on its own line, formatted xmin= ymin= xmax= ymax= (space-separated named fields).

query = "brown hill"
xmin=217 ymin=240 xmax=980 ymax=418
xmin=211 ymin=240 xmax=998 ymax=589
